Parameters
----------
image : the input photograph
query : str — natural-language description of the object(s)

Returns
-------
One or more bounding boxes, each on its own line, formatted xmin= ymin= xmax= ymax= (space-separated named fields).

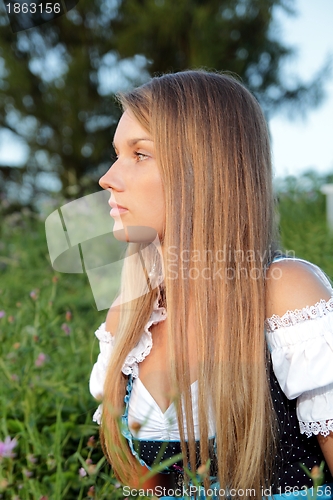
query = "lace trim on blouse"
xmin=265 ymin=296 xmax=333 ymax=333
xmin=299 ymin=419 xmax=333 ymax=438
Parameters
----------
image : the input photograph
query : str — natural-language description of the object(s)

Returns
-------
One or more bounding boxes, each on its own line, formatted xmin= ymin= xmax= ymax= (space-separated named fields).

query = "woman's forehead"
xmin=113 ymin=110 xmax=153 ymax=149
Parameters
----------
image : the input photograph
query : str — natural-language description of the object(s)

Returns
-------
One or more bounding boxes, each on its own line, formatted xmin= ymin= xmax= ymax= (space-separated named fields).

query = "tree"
xmin=111 ymin=0 xmax=326 ymax=114
xmin=0 ymin=0 xmax=148 ymax=204
xmin=0 ymin=0 xmax=327 ymax=206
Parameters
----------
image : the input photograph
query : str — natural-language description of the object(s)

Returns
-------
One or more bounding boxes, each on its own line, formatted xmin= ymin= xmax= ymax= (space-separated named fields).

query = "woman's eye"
xmin=135 ymin=152 xmax=149 ymax=162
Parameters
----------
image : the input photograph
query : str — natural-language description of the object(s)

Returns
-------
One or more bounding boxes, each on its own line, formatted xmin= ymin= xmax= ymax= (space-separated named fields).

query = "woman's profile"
xmin=89 ymin=70 xmax=333 ymax=499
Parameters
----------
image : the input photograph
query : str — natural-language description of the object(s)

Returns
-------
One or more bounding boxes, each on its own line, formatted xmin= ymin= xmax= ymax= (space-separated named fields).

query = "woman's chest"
xmin=138 ymin=316 xmax=198 ymax=413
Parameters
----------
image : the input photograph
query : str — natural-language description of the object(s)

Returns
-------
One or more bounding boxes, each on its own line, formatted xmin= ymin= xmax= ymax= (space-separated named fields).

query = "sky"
xmin=0 ymin=0 xmax=333 ymax=181
xmin=269 ymin=0 xmax=333 ymax=179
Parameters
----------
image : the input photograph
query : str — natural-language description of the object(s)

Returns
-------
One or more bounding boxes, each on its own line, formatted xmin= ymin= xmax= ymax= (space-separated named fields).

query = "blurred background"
xmin=0 ymin=0 xmax=333 ymax=498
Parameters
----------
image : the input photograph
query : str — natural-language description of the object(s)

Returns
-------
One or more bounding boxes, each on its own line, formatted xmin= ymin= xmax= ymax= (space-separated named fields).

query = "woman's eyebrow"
xmin=112 ymin=138 xmax=153 ymax=149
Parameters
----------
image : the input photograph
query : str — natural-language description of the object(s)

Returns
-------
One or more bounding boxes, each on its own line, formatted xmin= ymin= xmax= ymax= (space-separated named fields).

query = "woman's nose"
xmin=99 ymin=162 xmax=123 ymax=191
xmin=99 ymin=169 xmax=110 ymax=190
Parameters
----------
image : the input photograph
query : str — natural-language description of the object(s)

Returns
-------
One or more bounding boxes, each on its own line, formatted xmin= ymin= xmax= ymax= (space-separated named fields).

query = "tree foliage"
xmin=0 ymin=0 xmax=145 ymax=203
xmin=112 ymin=0 xmax=327 ymax=113
xmin=0 ymin=0 xmax=327 ymax=205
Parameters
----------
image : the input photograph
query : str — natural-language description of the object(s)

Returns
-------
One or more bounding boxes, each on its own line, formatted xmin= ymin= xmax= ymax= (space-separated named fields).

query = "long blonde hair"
xmin=101 ymin=70 xmax=278 ymax=496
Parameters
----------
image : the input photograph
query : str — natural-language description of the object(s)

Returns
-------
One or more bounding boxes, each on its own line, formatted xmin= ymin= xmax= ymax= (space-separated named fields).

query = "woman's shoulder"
xmin=265 ymin=258 xmax=333 ymax=401
xmin=265 ymin=257 xmax=333 ymax=321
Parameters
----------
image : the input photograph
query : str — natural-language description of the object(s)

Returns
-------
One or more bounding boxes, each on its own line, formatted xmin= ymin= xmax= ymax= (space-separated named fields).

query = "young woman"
xmin=89 ymin=71 xmax=333 ymax=499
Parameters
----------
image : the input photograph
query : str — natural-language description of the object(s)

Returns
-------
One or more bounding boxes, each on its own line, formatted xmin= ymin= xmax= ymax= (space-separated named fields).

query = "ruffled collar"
xmin=120 ymin=296 xmax=167 ymax=378
xmin=95 ymin=294 xmax=167 ymax=378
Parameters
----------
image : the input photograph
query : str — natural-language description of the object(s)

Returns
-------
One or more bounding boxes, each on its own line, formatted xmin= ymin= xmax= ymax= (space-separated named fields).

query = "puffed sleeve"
xmin=266 ymin=297 xmax=333 ymax=437
xmin=89 ymin=322 xmax=115 ymax=424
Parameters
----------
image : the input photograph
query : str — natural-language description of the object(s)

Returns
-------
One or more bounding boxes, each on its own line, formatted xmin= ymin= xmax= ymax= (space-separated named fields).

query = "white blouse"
xmin=89 ymin=258 xmax=333 ymax=440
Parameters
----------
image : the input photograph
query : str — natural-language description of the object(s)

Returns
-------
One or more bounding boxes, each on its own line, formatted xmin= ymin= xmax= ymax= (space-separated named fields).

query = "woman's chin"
xmin=112 ymin=227 xmax=128 ymax=242
xmin=113 ymin=224 xmax=159 ymax=243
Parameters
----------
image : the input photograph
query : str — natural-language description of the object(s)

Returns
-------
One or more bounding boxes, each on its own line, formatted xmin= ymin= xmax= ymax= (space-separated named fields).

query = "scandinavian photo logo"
xmin=45 ymin=190 xmax=164 ymax=311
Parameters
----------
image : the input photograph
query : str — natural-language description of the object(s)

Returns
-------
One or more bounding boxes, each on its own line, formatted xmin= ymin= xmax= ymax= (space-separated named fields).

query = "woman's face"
xmin=99 ymin=110 xmax=165 ymax=242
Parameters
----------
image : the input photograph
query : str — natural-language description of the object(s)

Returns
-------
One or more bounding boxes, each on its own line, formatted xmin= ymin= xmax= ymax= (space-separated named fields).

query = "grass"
xmin=0 ymin=207 xmax=122 ymax=499
xmin=278 ymin=174 xmax=333 ymax=279
xmin=0 ymin=173 xmax=333 ymax=499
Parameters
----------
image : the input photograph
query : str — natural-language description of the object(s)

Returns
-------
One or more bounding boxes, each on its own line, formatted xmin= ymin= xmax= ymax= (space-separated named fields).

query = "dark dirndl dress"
xmin=120 ymin=369 xmax=333 ymax=499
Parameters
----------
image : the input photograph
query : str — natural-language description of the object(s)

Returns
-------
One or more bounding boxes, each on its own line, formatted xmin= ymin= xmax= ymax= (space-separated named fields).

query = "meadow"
xmin=1 ymin=173 xmax=333 ymax=499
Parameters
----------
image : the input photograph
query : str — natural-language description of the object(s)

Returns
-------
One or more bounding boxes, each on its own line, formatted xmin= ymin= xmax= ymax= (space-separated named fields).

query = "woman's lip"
xmin=109 ymin=201 xmax=127 ymax=210
xmin=110 ymin=207 xmax=129 ymax=217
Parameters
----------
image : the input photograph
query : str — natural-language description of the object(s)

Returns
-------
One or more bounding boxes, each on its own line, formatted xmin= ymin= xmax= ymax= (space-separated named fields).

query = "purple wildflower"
xmin=86 ymin=436 xmax=96 ymax=448
xmin=0 ymin=311 xmax=5 ymax=318
xmin=35 ymin=353 xmax=46 ymax=367
xmin=0 ymin=436 xmax=18 ymax=458
xmin=79 ymin=467 xmax=87 ymax=477
xmin=61 ymin=323 xmax=71 ymax=335
xmin=29 ymin=290 xmax=38 ymax=300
